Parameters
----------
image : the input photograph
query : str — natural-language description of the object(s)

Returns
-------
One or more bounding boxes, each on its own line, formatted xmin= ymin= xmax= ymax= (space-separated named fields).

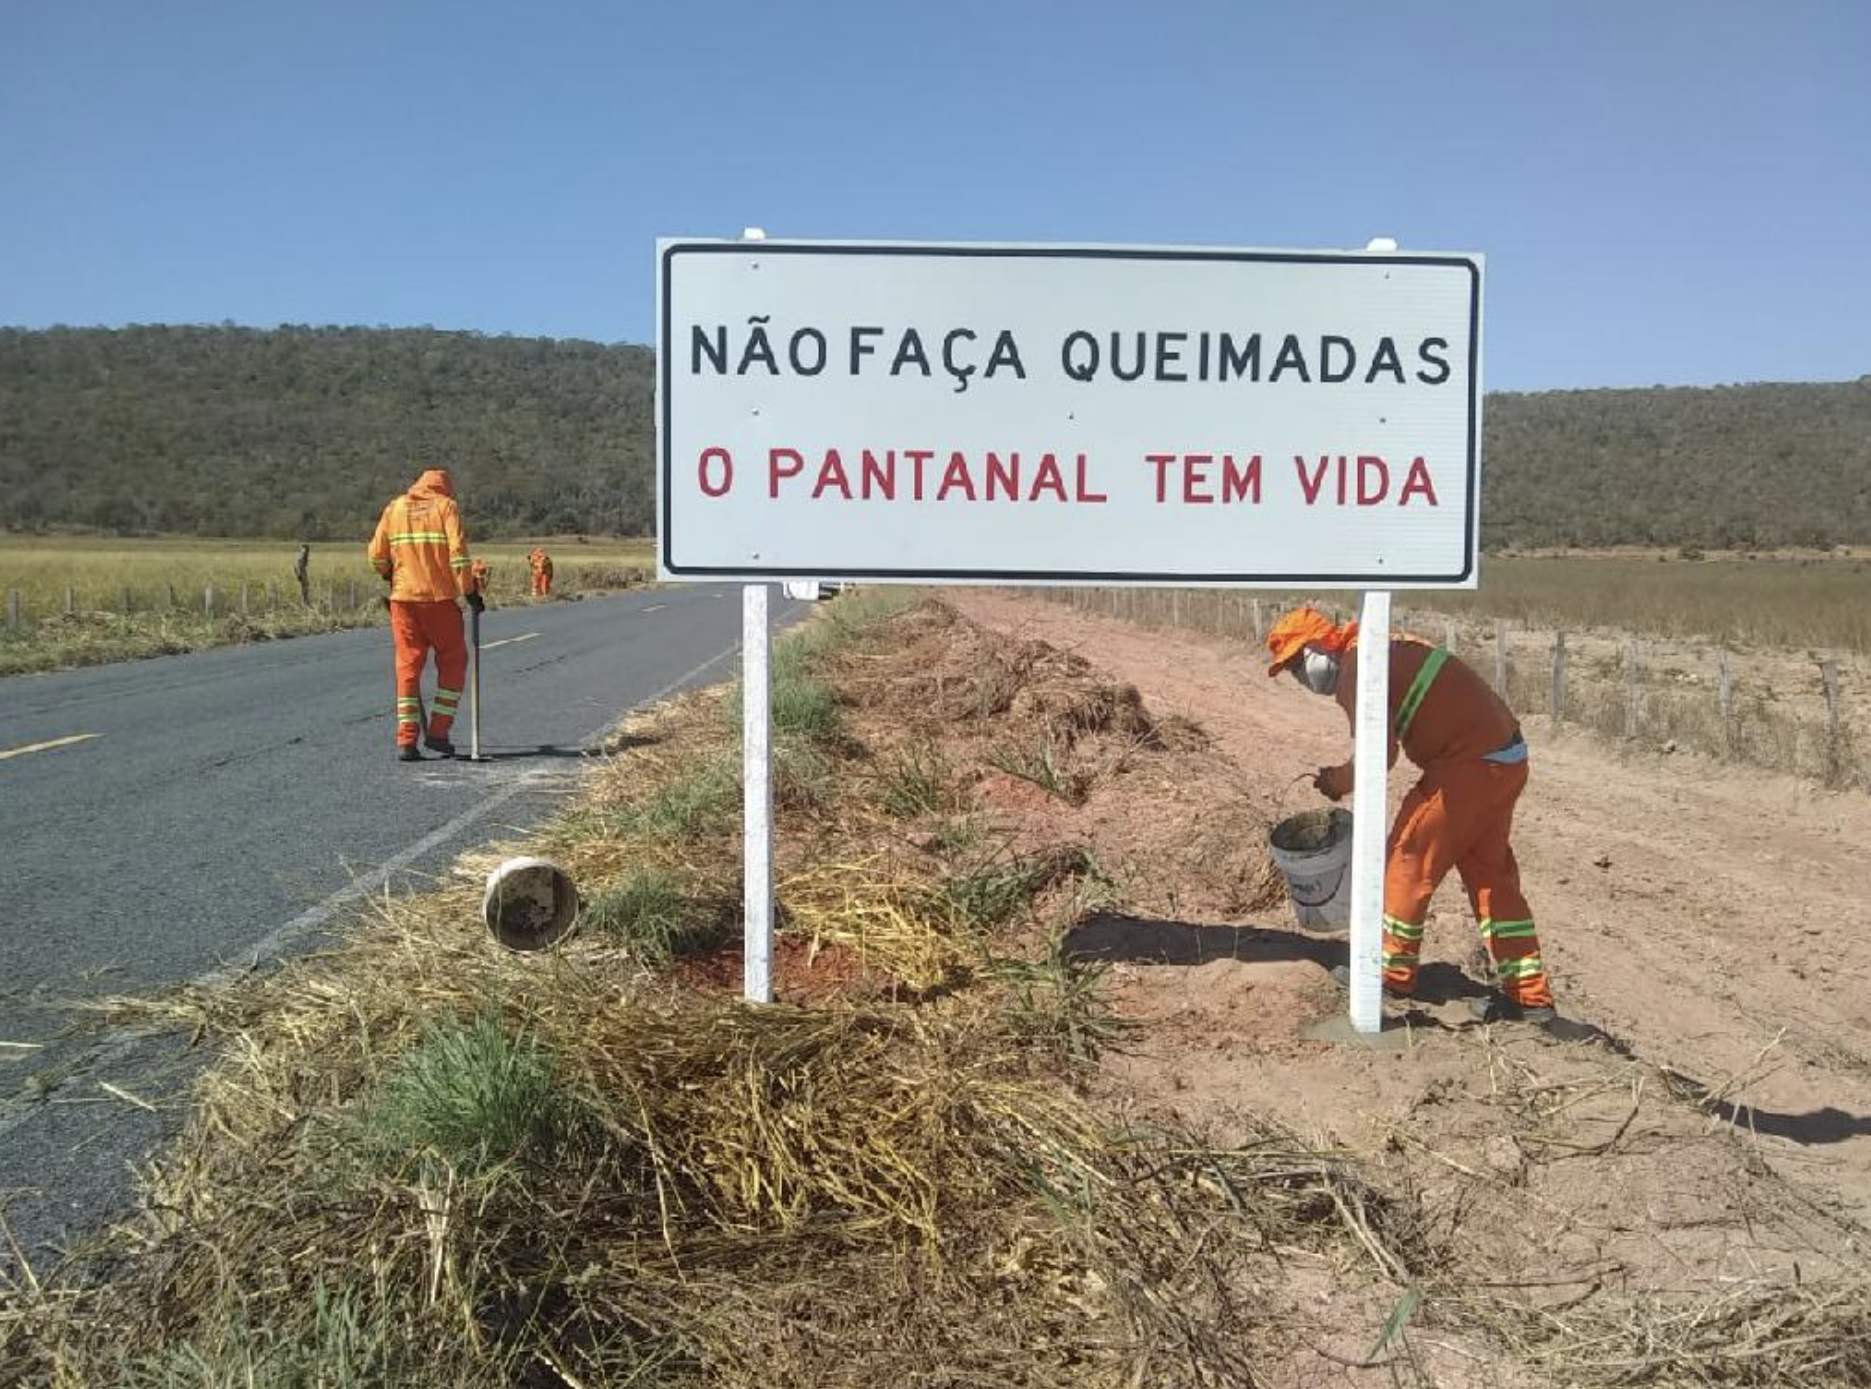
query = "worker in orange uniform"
xmin=1266 ymin=607 xmax=1556 ymax=1024
xmin=367 ymin=468 xmax=484 ymax=762
xmin=528 ymin=546 xmax=554 ymax=597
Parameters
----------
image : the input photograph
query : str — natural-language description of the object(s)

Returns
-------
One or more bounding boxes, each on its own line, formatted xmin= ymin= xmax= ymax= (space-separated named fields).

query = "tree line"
xmin=2 ymin=325 xmax=1866 ymax=547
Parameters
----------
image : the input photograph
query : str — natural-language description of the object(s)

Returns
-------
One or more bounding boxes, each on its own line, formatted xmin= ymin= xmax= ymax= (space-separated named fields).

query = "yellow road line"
xmin=0 ymin=733 xmax=103 ymax=763
xmin=480 ymin=632 xmax=540 ymax=652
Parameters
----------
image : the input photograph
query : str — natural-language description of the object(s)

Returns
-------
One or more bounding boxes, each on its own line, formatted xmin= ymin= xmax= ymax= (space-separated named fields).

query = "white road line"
xmin=0 ymin=637 xmax=745 ymax=1139
xmin=480 ymin=632 xmax=540 ymax=652
xmin=0 ymin=733 xmax=103 ymax=763
xmin=641 ymin=604 xmax=667 ymax=613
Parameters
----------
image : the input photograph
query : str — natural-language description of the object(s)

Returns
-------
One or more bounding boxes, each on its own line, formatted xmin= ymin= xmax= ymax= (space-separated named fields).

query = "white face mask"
xmin=1297 ymin=648 xmax=1340 ymax=696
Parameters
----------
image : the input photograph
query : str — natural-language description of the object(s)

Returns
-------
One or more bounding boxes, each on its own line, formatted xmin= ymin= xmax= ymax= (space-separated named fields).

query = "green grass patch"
xmin=985 ymin=738 xmax=1089 ymax=804
xmin=583 ymin=866 xmax=727 ymax=967
xmin=988 ymin=933 xmax=1126 ymax=1065
xmin=358 ymin=1011 xmax=568 ymax=1175
xmin=629 ymin=757 xmax=737 ymax=839
xmin=878 ymin=741 xmax=958 ymax=820
xmin=943 ymin=846 xmax=1101 ymax=933
xmin=771 ymin=673 xmax=840 ymax=743
xmin=122 ymin=1283 xmax=431 ymax=1389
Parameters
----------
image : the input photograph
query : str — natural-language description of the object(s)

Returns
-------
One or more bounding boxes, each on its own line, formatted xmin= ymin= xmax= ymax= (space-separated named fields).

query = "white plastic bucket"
xmin=483 ymin=856 xmax=580 ymax=952
xmin=1268 ymin=808 xmax=1354 ymax=933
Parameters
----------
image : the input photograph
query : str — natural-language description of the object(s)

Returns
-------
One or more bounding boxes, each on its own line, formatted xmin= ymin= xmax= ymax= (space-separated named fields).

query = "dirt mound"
xmin=833 ymin=597 xmax=1285 ymax=926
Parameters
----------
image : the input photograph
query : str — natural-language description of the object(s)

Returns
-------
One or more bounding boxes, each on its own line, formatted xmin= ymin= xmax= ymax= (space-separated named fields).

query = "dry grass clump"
xmin=1474 ymin=1277 xmax=1871 ymax=1388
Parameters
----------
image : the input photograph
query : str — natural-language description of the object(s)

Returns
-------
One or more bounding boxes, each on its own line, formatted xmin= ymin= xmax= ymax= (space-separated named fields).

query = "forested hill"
xmin=0 ymin=326 xmax=654 ymax=538
xmin=2 ymin=325 xmax=1867 ymax=546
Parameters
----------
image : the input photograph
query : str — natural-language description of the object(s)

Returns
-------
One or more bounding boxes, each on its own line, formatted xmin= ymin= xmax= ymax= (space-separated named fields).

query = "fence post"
xmin=1820 ymin=658 xmax=1842 ymax=785
xmin=165 ymin=582 xmax=176 ymax=611
xmin=65 ymin=586 xmax=76 ymax=617
xmin=5 ymin=590 xmax=18 ymax=631
xmin=1551 ymin=632 xmax=1566 ymax=722
xmin=1624 ymin=640 xmax=1642 ymax=739
xmin=204 ymin=583 xmax=216 ymax=618
xmin=1252 ymin=598 xmax=1263 ymax=641
xmin=267 ymin=580 xmax=278 ymax=612
xmin=1718 ymin=650 xmax=1734 ymax=753
xmin=348 ymin=579 xmax=358 ymax=611
xmin=1493 ymin=619 xmax=1507 ymax=695
xmin=121 ymin=586 xmax=132 ymax=616
xmin=1444 ymin=617 xmax=1456 ymax=654
xmin=1171 ymin=590 xmax=1181 ymax=628
xmin=322 ymin=581 xmax=333 ymax=612
xmin=240 ymin=582 xmax=250 ymax=616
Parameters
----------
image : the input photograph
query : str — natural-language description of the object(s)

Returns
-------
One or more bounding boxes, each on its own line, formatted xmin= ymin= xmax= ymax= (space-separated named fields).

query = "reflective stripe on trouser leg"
xmin=1479 ymin=918 xmax=1554 ymax=1009
xmin=429 ymin=687 xmax=460 ymax=739
xmin=1381 ymin=915 xmax=1426 ymax=996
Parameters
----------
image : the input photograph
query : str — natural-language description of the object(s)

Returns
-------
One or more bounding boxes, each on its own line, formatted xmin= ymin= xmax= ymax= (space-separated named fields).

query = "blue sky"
xmin=2 ymin=1 xmax=1866 ymax=391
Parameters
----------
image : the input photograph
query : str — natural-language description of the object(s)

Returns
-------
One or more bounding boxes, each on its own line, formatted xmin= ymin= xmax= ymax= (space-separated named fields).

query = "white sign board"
xmin=657 ymin=240 xmax=1482 ymax=587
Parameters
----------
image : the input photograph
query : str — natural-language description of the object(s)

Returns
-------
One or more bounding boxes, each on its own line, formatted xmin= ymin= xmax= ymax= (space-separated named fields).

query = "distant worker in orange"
xmin=367 ymin=468 xmax=484 ymax=762
xmin=528 ymin=546 xmax=554 ymax=597
xmin=468 ymin=557 xmax=492 ymax=601
xmin=1266 ymin=607 xmax=1556 ymax=1024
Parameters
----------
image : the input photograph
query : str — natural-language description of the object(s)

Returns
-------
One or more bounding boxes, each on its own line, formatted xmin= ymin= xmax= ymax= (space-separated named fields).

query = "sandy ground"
xmin=940 ymin=591 xmax=1871 ymax=1307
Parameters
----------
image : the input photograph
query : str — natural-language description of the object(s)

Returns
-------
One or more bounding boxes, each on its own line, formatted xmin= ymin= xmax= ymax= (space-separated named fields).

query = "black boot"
xmin=423 ymin=735 xmax=456 ymax=758
xmin=1467 ymin=994 xmax=1558 ymax=1026
xmin=397 ymin=745 xmax=422 ymax=763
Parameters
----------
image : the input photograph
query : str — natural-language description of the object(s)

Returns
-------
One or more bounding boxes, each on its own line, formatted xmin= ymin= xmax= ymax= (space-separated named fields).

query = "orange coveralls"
xmin=367 ymin=470 xmax=475 ymax=749
xmin=1320 ymin=638 xmax=1554 ymax=1009
xmin=528 ymin=547 xmax=554 ymax=596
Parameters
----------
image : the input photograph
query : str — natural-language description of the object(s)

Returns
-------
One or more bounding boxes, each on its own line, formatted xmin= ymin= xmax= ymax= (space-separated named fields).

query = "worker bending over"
xmin=1266 ymin=607 xmax=1556 ymax=1024
xmin=528 ymin=546 xmax=554 ymax=597
xmin=367 ymin=467 xmax=485 ymax=762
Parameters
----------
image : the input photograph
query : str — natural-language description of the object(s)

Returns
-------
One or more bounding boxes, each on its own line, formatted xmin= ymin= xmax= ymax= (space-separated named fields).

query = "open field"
xmin=1041 ymin=551 xmax=1867 ymax=791
xmin=0 ymin=535 xmax=655 ymax=677
xmin=7 ymin=592 xmax=1870 ymax=1386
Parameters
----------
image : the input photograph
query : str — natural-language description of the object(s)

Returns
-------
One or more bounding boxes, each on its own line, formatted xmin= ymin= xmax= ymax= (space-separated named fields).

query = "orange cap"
xmin=1265 ymin=606 xmax=1357 ymax=676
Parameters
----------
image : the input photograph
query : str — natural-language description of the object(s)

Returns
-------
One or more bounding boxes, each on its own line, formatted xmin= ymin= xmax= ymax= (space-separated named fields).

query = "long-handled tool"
xmin=467 ymin=602 xmax=488 ymax=762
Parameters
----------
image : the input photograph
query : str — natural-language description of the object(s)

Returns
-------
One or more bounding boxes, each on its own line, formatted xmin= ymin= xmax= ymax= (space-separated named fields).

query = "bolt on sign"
xmin=657 ymin=240 xmax=1483 ymax=588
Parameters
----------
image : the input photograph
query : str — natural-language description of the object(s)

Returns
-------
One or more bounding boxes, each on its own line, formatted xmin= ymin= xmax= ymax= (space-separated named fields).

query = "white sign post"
xmin=742 ymin=581 xmax=773 ymax=1003
xmin=656 ymin=238 xmax=1482 ymax=1025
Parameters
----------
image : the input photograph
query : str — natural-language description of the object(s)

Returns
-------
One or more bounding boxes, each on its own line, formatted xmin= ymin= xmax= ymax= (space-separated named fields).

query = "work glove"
xmin=1313 ymin=764 xmax=1352 ymax=802
xmin=465 ymin=591 xmax=486 ymax=614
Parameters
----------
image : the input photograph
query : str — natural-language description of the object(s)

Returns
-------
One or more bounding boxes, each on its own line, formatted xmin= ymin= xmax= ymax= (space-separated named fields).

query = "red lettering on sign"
xmin=766 ymin=448 xmax=801 ymax=498
xmin=861 ymin=449 xmax=896 ymax=500
xmin=812 ymin=449 xmax=853 ymax=500
xmin=938 ymin=451 xmax=978 ymax=501
xmin=1031 ymin=453 xmax=1068 ymax=502
xmin=986 ymin=451 xmax=1020 ymax=500
xmin=700 ymin=447 xmax=734 ymax=498
xmin=1074 ymin=454 xmax=1107 ymax=503
xmin=1183 ymin=453 xmax=1214 ymax=504
xmin=1399 ymin=456 xmax=1439 ymax=506
xmin=1296 ymin=455 xmax=1329 ymax=505
xmin=1146 ymin=453 xmax=1176 ymax=503
xmin=905 ymin=449 xmax=934 ymax=501
xmin=1357 ymin=455 xmax=1390 ymax=505
xmin=1222 ymin=454 xmax=1261 ymax=503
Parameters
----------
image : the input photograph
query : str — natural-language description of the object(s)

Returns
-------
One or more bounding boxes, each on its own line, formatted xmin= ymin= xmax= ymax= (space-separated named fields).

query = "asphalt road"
xmin=0 ymin=585 xmax=783 ymax=1272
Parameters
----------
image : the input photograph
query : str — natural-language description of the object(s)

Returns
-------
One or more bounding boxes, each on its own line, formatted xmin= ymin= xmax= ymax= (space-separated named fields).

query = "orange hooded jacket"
xmin=368 ymin=469 xmax=473 ymax=602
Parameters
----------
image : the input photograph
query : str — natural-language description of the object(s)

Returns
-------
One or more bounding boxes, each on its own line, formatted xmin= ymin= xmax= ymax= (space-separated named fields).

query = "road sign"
xmin=657 ymin=239 xmax=1483 ymax=588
